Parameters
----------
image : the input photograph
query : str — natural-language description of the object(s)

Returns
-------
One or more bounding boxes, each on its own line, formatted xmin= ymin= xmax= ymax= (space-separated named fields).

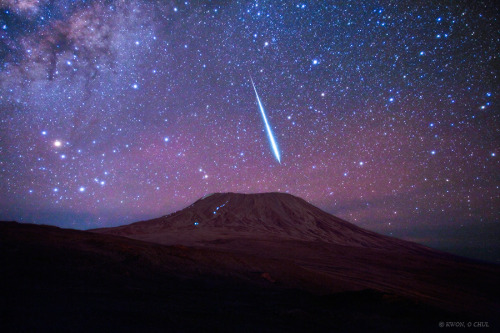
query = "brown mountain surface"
xmin=93 ymin=192 xmax=500 ymax=316
xmin=2 ymin=193 xmax=498 ymax=331
xmin=94 ymin=192 xmax=426 ymax=251
xmin=0 ymin=221 xmax=452 ymax=332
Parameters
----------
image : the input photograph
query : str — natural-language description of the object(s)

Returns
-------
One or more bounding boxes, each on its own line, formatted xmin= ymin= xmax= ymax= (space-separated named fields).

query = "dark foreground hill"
xmin=0 ymin=221 xmax=453 ymax=333
xmin=1 ymin=193 xmax=499 ymax=332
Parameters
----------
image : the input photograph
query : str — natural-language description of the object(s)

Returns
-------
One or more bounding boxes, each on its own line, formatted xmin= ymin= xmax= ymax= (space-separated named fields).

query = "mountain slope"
xmin=93 ymin=192 xmax=500 ymax=316
xmin=0 ymin=221 xmax=452 ymax=333
xmin=94 ymin=192 xmax=425 ymax=252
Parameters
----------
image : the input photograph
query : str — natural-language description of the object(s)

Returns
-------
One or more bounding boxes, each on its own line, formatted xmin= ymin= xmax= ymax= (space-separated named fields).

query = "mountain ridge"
xmin=2 ymin=192 xmax=499 ymax=325
xmin=93 ymin=192 xmax=429 ymax=253
xmin=88 ymin=192 xmax=500 ymax=316
xmin=2 ymin=220 xmax=462 ymax=332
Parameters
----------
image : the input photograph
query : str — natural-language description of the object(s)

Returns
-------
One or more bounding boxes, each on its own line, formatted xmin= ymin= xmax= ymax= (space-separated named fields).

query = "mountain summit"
xmin=94 ymin=192 xmax=424 ymax=251
xmin=2 ymin=192 xmax=498 ymax=329
xmin=90 ymin=192 xmax=500 ymax=316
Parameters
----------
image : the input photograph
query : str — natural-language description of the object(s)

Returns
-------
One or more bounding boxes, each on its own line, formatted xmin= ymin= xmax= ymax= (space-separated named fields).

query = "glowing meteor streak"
xmin=249 ymin=75 xmax=281 ymax=163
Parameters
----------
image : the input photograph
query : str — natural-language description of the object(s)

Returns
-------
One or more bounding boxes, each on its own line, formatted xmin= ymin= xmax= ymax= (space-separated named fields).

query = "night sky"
xmin=0 ymin=1 xmax=498 ymax=261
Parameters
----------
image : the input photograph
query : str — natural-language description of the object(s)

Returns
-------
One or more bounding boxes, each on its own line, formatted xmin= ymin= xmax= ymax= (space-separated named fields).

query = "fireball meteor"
xmin=249 ymin=75 xmax=281 ymax=164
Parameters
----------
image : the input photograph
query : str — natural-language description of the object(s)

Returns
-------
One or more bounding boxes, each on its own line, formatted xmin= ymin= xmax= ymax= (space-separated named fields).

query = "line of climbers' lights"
xmin=213 ymin=200 xmax=229 ymax=215
xmin=195 ymin=200 xmax=230 ymax=225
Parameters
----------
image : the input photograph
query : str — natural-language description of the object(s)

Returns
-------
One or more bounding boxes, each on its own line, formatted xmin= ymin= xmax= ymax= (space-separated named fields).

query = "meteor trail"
xmin=249 ymin=75 xmax=281 ymax=164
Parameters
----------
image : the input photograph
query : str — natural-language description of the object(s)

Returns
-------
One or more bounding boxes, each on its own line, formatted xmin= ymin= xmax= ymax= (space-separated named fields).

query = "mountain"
xmin=93 ymin=192 xmax=500 ymax=316
xmin=94 ymin=192 xmax=424 ymax=251
xmin=2 ymin=192 xmax=499 ymax=331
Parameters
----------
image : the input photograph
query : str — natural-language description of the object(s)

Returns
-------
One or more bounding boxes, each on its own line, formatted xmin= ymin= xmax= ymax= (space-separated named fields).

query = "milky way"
xmin=0 ymin=1 xmax=498 ymax=260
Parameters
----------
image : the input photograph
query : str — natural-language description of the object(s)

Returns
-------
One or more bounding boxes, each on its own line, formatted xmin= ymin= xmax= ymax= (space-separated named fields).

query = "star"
xmin=0 ymin=0 xmax=496 ymax=262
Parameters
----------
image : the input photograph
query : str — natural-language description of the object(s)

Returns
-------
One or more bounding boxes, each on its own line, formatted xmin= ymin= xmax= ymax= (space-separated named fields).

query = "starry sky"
xmin=0 ymin=1 xmax=498 ymax=261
